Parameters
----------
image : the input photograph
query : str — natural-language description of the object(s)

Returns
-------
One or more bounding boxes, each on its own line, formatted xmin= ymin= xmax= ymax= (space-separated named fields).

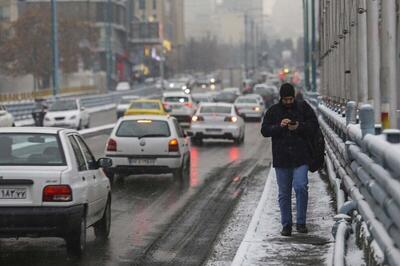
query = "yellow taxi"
xmin=124 ymin=99 xmax=168 ymax=116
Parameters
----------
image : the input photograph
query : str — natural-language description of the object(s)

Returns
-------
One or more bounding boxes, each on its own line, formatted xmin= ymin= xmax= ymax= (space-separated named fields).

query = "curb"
xmin=231 ymin=166 xmax=275 ymax=266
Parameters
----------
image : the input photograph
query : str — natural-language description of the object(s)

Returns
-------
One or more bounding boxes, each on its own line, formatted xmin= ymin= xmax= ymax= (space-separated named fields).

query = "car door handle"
xmin=93 ymin=175 xmax=96 ymax=180
xmin=82 ymin=176 xmax=86 ymax=181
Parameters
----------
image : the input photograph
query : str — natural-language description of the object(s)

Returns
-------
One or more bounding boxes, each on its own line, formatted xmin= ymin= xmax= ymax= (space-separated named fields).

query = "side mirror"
xmin=97 ymin=158 xmax=112 ymax=168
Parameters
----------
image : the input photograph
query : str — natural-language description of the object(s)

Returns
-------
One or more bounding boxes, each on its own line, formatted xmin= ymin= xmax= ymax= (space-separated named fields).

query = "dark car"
xmin=253 ymin=85 xmax=279 ymax=108
xmin=214 ymin=91 xmax=238 ymax=103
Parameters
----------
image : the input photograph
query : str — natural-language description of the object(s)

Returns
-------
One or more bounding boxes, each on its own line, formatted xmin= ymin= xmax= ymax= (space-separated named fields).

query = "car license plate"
xmin=206 ymin=128 xmax=222 ymax=132
xmin=0 ymin=188 xmax=27 ymax=199
xmin=129 ymin=159 xmax=155 ymax=166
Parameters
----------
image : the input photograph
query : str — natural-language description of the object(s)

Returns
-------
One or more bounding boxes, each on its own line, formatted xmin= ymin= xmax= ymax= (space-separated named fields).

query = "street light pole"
xmin=105 ymin=0 xmax=113 ymax=92
xmin=51 ymin=0 xmax=60 ymax=96
xmin=311 ymin=0 xmax=317 ymax=93
xmin=303 ymin=0 xmax=310 ymax=91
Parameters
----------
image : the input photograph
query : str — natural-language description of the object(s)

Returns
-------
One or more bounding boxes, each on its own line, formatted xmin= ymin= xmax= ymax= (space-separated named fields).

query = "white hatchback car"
xmin=234 ymin=95 xmax=265 ymax=120
xmin=0 ymin=105 xmax=15 ymax=127
xmin=0 ymin=127 xmax=112 ymax=256
xmin=188 ymin=103 xmax=245 ymax=145
xmin=162 ymin=91 xmax=196 ymax=127
xmin=105 ymin=115 xmax=190 ymax=181
xmin=44 ymin=99 xmax=90 ymax=130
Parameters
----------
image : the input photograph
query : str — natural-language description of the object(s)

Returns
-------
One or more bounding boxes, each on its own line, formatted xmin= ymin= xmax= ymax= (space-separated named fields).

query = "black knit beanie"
xmin=280 ymin=83 xmax=295 ymax=98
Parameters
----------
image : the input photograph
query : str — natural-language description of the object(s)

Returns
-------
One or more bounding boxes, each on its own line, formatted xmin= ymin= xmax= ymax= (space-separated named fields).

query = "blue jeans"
xmin=275 ymin=165 xmax=309 ymax=227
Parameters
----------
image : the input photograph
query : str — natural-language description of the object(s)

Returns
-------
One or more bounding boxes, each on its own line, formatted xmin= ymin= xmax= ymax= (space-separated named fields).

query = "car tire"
xmin=66 ymin=215 xmax=86 ymax=257
xmin=94 ymin=197 xmax=111 ymax=241
xmin=191 ymin=137 xmax=203 ymax=146
xmin=173 ymin=165 xmax=183 ymax=181
xmin=77 ymin=120 xmax=82 ymax=131
xmin=85 ymin=118 xmax=90 ymax=129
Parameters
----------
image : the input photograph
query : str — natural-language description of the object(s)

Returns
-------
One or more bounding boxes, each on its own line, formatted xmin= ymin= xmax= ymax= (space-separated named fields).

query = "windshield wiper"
xmin=138 ymin=134 xmax=167 ymax=139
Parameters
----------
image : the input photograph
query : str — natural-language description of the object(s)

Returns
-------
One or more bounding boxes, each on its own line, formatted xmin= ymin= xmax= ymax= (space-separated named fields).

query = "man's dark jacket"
xmin=261 ymin=100 xmax=318 ymax=168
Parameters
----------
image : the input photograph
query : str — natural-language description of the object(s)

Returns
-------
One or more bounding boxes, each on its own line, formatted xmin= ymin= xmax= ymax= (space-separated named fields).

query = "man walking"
xmin=261 ymin=83 xmax=318 ymax=236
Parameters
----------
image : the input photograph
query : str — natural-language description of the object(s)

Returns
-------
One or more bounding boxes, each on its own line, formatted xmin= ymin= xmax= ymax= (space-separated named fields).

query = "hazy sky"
xmin=267 ymin=0 xmax=303 ymax=40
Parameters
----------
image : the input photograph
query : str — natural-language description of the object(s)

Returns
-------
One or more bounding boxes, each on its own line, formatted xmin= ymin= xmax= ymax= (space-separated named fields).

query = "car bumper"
xmin=0 ymin=205 xmax=84 ymax=238
xmin=238 ymin=111 xmax=263 ymax=118
xmin=189 ymin=124 xmax=241 ymax=139
xmin=106 ymin=155 xmax=182 ymax=175
xmin=43 ymin=120 xmax=79 ymax=128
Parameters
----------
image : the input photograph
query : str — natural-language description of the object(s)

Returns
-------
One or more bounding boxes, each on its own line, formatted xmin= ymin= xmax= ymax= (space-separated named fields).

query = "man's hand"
xmin=288 ymin=122 xmax=299 ymax=131
xmin=280 ymin=118 xmax=291 ymax=127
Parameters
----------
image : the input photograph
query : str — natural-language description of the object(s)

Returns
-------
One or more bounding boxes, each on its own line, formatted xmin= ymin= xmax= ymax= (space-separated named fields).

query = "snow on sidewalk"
xmin=232 ymin=168 xmax=335 ymax=266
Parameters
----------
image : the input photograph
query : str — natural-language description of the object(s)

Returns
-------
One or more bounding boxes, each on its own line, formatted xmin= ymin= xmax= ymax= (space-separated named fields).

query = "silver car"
xmin=188 ymin=102 xmax=245 ymax=145
xmin=234 ymin=95 xmax=265 ymax=120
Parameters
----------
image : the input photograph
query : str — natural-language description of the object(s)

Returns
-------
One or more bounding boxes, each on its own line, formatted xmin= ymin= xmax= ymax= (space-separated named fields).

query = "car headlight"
xmin=70 ymin=115 xmax=77 ymax=120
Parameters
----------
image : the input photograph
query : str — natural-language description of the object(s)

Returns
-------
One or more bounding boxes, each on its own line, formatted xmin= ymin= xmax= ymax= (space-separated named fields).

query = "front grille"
xmin=54 ymin=117 xmax=65 ymax=121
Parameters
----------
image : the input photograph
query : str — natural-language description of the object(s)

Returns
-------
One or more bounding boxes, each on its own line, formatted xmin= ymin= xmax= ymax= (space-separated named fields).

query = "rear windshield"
xmin=129 ymin=102 xmax=160 ymax=109
xmin=193 ymin=96 xmax=211 ymax=103
xmin=116 ymin=120 xmax=171 ymax=138
xmin=0 ymin=133 xmax=66 ymax=166
xmin=164 ymin=96 xmax=189 ymax=103
xmin=236 ymin=98 xmax=257 ymax=104
xmin=200 ymin=106 xmax=231 ymax=114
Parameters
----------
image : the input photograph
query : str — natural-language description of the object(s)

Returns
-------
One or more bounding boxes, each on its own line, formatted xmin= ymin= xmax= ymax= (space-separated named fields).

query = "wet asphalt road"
xmin=0 ymin=106 xmax=270 ymax=266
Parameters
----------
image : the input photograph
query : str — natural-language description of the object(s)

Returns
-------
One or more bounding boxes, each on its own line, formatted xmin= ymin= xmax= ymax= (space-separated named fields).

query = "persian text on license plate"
xmin=129 ymin=159 xmax=155 ymax=166
xmin=0 ymin=188 xmax=27 ymax=199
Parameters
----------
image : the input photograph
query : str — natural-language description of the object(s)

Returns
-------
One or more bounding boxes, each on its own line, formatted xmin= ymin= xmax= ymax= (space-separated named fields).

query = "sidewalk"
xmin=232 ymin=168 xmax=335 ymax=265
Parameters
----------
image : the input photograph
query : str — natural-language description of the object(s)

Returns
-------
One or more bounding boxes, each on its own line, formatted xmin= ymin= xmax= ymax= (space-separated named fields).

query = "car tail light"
xmin=224 ymin=116 xmax=238 ymax=123
xmin=185 ymin=102 xmax=193 ymax=108
xmin=107 ymin=138 xmax=117 ymax=152
xmin=168 ymin=138 xmax=180 ymax=152
xmin=192 ymin=115 xmax=204 ymax=122
xmin=163 ymin=103 xmax=169 ymax=110
xmin=43 ymin=185 xmax=72 ymax=202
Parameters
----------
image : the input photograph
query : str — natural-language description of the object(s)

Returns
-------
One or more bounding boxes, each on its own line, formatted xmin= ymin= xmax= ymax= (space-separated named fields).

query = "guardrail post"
xmin=346 ymin=101 xmax=357 ymax=125
xmin=359 ymin=104 xmax=375 ymax=138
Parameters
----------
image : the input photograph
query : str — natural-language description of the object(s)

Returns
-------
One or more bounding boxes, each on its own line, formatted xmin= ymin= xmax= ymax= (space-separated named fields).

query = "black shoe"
xmin=296 ymin=224 xmax=308 ymax=233
xmin=280 ymin=225 xmax=292 ymax=236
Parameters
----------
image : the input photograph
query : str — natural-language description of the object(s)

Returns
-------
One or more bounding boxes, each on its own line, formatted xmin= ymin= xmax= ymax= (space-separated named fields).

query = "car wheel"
xmin=77 ymin=120 xmax=82 ymax=131
xmin=173 ymin=165 xmax=183 ymax=181
xmin=85 ymin=118 xmax=90 ymax=129
xmin=94 ymin=197 xmax=111 ymax=241
xmin=12 ymin=123 xmax=15 ymax=127
xmin=66 ymin=214 xmax=86 ymax=257
xmin=191 ymin=137 xmax=203 ymax=146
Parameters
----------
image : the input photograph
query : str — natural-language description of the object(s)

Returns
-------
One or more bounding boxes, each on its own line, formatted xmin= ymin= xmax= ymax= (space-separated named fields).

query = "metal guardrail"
xmin=305 ymin=92 xmax=400 ymax=266
xmin=4 ymin=85 xmax=160 ymax=122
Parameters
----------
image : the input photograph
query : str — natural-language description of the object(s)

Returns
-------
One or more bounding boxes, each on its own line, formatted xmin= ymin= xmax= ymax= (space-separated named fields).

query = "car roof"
xmin=122 ymin=95 xmax=139 ymax=99
xmin=199 ymin=102 xmax=233 ymax=107
xmin=118 ymin=115 xmax=171 ymax=122
xmin=131 ymin=98 xmax=162 ymax=103
xmin=0 ymin=127 xmax=76 ymax=134
xmin=163 ymin=91 xmax=190 ymax=97
xmin=236 ymin=95 xmax=258 ymax=100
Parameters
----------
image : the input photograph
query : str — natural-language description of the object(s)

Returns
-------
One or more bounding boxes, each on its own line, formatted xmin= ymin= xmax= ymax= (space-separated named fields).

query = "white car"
xmin=105 ymin=115 xmax=190 ymax=181
xmin=234 ymin=95 xmax=265 ymax=120
xmin=44 ymin=99 xmax=90 ymax=130
xmin=116 ymin=95 xmax=140 ymax=118
xmin=115 ymin=81 xmax=131 ymax=91
xmin=0 ymin=105 xmax=15 ymax=127
xmin=188 ymin=102 xmax=245 ymax=145
xmin=162 ymin=91 xmax=196 ymax=127
xmin=0 ymin=127 xmax=112 ymax=255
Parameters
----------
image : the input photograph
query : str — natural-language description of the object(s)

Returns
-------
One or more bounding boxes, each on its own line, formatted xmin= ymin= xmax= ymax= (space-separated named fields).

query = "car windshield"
xmin=164 ymin=96 xmax=189 ymax=103
xmin=49 ymin=100 xmax=78 ymax=111
xmin=0 ymin=133 xmax=66 ymax=166
xmin=236 ymin=98 xmax=257 ymax=104
xmin=129 ymin=102 xmax=160 ymax=109
xmin=193 ymin=96 xmax=211 ymax=103
xmin=116 ymin=120 xmax=171 ymax=138
xmin=200 ymin=106 xmax=231 ymax=114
